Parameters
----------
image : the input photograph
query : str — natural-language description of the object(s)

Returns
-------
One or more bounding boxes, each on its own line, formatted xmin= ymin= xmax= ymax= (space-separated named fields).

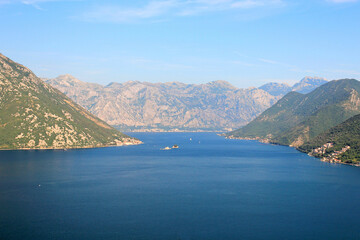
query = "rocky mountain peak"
xmin=259 ymin=82 xmax=291 ymax=96
xmin=300 ymin=76 xmax=327 ymax=84
xmin=208 ymin=80 xmax=237 ymax=90
xmin=292 ymin=76 xmax=328 ymax=93
xmin=54 ymin=74 xmax=83 ymax=85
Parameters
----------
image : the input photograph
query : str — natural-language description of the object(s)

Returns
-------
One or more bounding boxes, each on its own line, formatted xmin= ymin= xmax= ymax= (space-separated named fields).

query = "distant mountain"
xmin=299 ymin=114 xmax=360 ymax=164
xmin=259 ymin=77 xmax=327 ymax=96
xmin=227 ymin=79 xmax=360 ymax=147
xmin=0 ymin=54 xmax=140 ymax=149
xmin=292 ymin=77 xmax=328 ymax=94
xmin=259 ymin=82 xmax=291 ymax=96
xmin=46 ymin=76 xmax=280 ymax=131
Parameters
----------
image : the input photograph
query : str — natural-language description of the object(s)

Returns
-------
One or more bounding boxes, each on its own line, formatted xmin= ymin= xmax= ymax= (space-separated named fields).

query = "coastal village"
xmin=309 ymin=143 xmax=352 ymax=164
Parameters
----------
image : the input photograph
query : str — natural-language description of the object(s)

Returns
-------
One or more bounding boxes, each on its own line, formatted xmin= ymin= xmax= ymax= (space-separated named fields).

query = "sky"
xmin=0 ymin=0 xmax=359 ymax=88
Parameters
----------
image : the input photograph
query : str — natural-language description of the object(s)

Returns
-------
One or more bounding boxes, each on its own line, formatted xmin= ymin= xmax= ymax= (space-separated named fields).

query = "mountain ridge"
xmin=46 ymin=75 xmax=326 ymax=132
xmin=46 ymin=75 xmax=281 ymax=131
xmin=227 ymin=78 xmax=360 ymax=148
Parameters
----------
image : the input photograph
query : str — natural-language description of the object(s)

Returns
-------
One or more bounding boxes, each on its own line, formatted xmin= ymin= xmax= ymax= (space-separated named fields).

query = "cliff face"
xmin=0 ymin=54 xmax=139 ymax=149
xmin=46 ymin=76 xmax=280 ymax=131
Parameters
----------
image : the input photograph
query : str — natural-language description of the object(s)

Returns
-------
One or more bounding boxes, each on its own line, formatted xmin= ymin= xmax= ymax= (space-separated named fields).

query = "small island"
xmin=161 ymin=145 xmax=179 ymax=150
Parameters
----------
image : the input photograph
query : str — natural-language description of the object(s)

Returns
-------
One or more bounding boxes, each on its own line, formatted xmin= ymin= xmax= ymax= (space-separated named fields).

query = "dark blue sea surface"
xmin=0 ymin=133 xmax=359 ymax=240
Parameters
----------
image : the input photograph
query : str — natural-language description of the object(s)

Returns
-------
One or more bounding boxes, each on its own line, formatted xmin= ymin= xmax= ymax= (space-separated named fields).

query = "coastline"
xmin=225 ymin=135 xmax=360 ymax=167
xmin=119 ymin=129 xmax=227 ymax=133
xmin=0 ymin=138 xmax=143 ymax=151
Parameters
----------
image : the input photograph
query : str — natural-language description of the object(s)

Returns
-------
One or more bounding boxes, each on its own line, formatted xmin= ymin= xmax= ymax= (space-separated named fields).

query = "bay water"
xmin=0 ymin=133 xmax=359 ymax=240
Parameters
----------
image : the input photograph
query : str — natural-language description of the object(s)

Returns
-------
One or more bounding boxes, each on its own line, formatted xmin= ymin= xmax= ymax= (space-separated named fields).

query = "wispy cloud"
xmin=325 ymin=69 xmax=360 ymax=76
xmin=258 ymin=57 xmax=299 ymax=69
xmin=327 ymin=0 xmax=358 ymax=3
xmin=257 ymin=57 xmax=317 ymax=74
xmin=82 ymin=0 xmax=179 ymax=23
xmin=129 ymin=57 xmax=193 ymax=71
xmin=258 ymin=58 xmax=281 ymax=65
xmin=0 ymin=0 xmax=82 ymax=9
xmin=230 ymin=60 xmax=257 ymax=67
xmin=80 ymin=0 xmax=285 ymax=23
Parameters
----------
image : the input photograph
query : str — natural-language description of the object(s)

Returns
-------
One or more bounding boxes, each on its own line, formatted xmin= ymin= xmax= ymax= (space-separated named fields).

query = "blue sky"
xmin=0 ymin=0 xmax=359 ymax=88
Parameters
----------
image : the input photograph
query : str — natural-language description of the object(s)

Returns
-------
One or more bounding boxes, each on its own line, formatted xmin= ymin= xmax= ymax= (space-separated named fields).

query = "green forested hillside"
xmin=227 ymin=79 xmax=360 ymax=147
xmin=299 ymin=114 xmax=360 ymax=164
xmin=0 ymin=53 xmax=140 ymax=149
xmin=227 ymin=91 xmax=304 ymax=139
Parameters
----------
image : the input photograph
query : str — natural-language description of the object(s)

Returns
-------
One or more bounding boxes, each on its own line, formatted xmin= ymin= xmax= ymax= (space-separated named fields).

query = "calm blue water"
xmin=0 ymin=133 xmax=359 ymax=240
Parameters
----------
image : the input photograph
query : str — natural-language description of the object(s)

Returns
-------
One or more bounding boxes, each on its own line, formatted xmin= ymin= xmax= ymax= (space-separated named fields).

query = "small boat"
xmin=162 ymin=146 xmax=171 ymax=150
xmin=190 ymin=138 xmax=192 ymax=141
xmin=172 ymin=144 xmax=179 ymax=149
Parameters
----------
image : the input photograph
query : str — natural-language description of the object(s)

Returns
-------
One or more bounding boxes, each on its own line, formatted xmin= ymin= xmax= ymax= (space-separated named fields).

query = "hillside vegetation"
xmin=228 ymin=79 xmax=360 ymax=147
xmin=299 ymin=114 xmax=360 ymax=164
xmin=227 ymin=79 xmax=360 ymax=164
xmin=0 ymin=53 xmax=140 ymax=149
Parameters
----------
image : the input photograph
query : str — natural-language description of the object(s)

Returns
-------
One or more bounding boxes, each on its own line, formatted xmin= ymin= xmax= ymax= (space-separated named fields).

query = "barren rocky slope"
xmin=46 ymin=75 xmax=280 ymax=131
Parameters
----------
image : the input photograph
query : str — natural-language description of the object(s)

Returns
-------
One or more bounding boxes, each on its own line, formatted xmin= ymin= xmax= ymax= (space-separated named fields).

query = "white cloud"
xmin=81 ymin=0 xmax=285 ymax=23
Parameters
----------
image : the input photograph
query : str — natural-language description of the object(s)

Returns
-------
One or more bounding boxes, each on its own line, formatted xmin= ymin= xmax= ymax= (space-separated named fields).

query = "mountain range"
xmin=0 ymin=53 xmax=140 ymax=149
xmin=46 ymin=75 xmax=327 ymax=132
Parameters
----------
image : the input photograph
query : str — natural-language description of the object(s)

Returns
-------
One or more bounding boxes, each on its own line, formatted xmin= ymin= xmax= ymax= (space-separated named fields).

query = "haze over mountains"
xmin=0 ymin=53 xmax=139 ymax=149
xmin=259 ymin=77 xmax=328 ymax=96
xmin=46 ymin=75 xmax=327 ymax=132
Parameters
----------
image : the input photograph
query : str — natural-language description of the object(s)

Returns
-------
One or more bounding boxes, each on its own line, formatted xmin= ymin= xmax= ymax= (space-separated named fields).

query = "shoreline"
xmin=122 ymin=129 xmax=226 ymax=133
xmin=0 ymin=138 xmax=143 ymax=151
xmin=225 ymin=135 xmax=360 ymax=167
